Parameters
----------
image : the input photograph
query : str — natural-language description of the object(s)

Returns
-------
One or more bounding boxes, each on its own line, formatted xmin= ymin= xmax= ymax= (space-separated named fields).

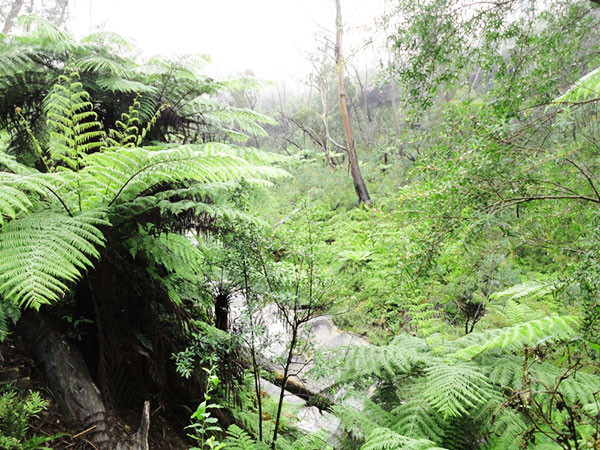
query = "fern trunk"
xmin=17 ymin=311 xmax=150 ymax=449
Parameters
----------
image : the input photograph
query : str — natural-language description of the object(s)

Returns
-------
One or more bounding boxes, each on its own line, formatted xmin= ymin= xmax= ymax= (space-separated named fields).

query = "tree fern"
xmin=78 ymin=143 xmax=288 ymax=209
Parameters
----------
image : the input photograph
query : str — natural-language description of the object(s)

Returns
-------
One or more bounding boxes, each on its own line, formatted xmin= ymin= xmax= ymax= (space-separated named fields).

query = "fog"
xmin=69 ymin=0 xmax=386 ymax=83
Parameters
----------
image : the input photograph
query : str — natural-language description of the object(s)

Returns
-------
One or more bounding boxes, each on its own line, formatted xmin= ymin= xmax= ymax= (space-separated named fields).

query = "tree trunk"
xmin=17 ymin=311 xmax=150 ymax=449
xmin=335 ymin=0 xmax=372 ymax=206
xmin=215 ymin=291 xmax=229 ymax=331
xmin=2 ymin=0 xmax=24 ymax=34
xmin=319 ymin=85 xmax=336 ymax=169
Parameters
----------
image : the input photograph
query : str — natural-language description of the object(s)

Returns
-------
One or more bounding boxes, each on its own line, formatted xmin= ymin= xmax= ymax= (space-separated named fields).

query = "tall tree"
xmin=334 ymin=0 xmax=372 ymax=206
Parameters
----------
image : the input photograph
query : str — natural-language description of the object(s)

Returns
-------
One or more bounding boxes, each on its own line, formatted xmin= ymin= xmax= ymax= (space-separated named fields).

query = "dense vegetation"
xmin=1 ymin=1 xmax=600 ymax=449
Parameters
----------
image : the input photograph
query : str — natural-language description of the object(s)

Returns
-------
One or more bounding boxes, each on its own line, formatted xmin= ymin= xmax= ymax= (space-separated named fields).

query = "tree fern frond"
xmin=16 ymin=15 xmax=78 ymax=51
xmin=80 ymin=31 xmax=135 ymax=52
xmin=450 ymin=316 xmax=579 ymax=360
xmin=333 ymin=404 xmax=381 ymax=440
xmin=361 ymin=427 xmax=446 ymax=450
xmin=96 ymin=77 xmax=157 ymax=94
xmin=79 ymin=144 xmax=288 ymax=208
xmin=487 ymin=299 xmax=544 ymax=325
xmin=0 ymin=171 xmax=71 ymax=224
xmin=422 ymin=362 xmax=497 ymax=418
xmin=44 ymin=71 xmax=106 ymax=168
xmin=390 ymin=397 xmax=446 ymax=442
xmin=489 ymin=281 xmax=558 ymax=303
xmin=0 ymin=211 xmax=109 ymax=309
xmin=339 ymin=335 xmax=428 ymax=381
xmin=482 ymin=357 xmax=523 ymax=390
xmin=482 ymin=409 xmax=527 ymax=450
xmin=74 ymin=55 xmax=133 ymax=78
xmin=128 ymin=232 xmax=204 ymax=278
xmin=216 ymin=76 xmax=273 ymax=92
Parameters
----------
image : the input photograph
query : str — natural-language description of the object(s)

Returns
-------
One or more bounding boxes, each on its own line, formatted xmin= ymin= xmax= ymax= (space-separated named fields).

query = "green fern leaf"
xmin=362 ymin=427 xmax=446 ymax=450
xmin=450 ymin=316 xmax=579 ymax=360
xmin=0 ymin=211 xmax=109 ymax=309
xmin=422 ymin=363 xmax=497 ymax=418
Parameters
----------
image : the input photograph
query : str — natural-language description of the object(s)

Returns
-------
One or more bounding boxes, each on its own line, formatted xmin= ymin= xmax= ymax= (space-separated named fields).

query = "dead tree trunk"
xmin=335 ymin=0 xmax=372 ymax=206
xmin=17 ymin=311 xmax=150 ymax=450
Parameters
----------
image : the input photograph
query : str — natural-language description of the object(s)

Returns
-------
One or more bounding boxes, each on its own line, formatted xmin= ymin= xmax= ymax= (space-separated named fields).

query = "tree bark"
xmin=2 ymin=0 xmax=24 ymax=34
xmin=335 ymin=0 xmax=372 ymax=206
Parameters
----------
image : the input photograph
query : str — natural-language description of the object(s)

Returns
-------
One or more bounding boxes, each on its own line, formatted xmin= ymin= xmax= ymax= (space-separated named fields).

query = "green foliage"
xmin=44 ymin=70 xmax=106 ymax=169
xmin=224 ymin=425 xmax=268 ymax=450
xmin=0 ymin=211 xmax=108 ymax=308
xmin=0 ymin=387 xmax=55 ymax=450
xmin=555 ymin=66 xmax=600 ymax=103
xmin=361 ymin=428 xmax=445 ymax=450
xmin=0 ymin=300 xmax=20 ymax=341
xmin=0 ymin=69 xmax=288 ymax=310
xmin=188 ymin=367 xmax=226 ymax=450
xmin=332 ymin=306 xmax=591 ymax=448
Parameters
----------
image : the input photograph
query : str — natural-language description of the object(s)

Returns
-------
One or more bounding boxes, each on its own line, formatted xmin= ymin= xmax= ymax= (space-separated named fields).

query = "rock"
xmin=295 ymin=406 xmax=341 ymax=436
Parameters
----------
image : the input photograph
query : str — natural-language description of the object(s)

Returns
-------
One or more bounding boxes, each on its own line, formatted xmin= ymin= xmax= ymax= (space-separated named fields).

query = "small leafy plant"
xmin=0 ymin=387 xmax=55 ymax=450
xmin=187 ymin=367 xmax=226 ymax=450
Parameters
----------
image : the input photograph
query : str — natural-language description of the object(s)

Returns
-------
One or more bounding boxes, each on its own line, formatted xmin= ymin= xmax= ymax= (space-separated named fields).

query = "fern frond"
xmin=96 ymin=77 xmax=157 ymax=94
xmin=0 ymin=211 xmax=109 ymax=309
xmin=482 ymin=409 xmax=527 ymax=450
xmin=339 ymin=335 xmax=428 ymax=381
xmin=0 ymin=301 xmax=20 ymax=341
xmin=128 ymin=232 xmax=204 ymax=277
xmin=450 ymin=316 xmax=579 ymax=360
xmin=390 ymin=397 xmax=446 ymax=442
xmin=224 ymin=425 xmax=268 ymax=450
xmin=0 ymin=171 xmax=69 ymax=224
xmin=483 ymin=357 xmax=523 ymax=390
xmin=44 ymin=71 xmax=106 ymax=168
xmin=422 ymin=362 xmax=497 ymax=418
xmin=555 ymin=66 xmax=600 ymax=103
xmin=74 ymin=55 xmax=133 ymax=78
xmin=361 ymin=427 xmax=446 ymax=450
xmin=17 ymin=15 xmax=79 ymax=51
xmin=80 ymin=31 xmax=135 ymax=52
xmin=489 ymin=281 xmax=558 ymax=303
xmin=79 ymin=144 xmax=288 ymax=208
xmin=333 ymin=404 xmax=380 ymax=440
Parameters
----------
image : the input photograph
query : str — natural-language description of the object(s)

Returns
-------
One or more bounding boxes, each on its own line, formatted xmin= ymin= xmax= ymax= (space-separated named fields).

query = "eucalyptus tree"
xmin=334 ymin=0 xmax=372 ymax=206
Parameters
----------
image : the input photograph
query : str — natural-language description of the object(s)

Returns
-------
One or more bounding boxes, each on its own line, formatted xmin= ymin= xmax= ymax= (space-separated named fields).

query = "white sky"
xmin=69 ymin=0 xmax=386 ymax=84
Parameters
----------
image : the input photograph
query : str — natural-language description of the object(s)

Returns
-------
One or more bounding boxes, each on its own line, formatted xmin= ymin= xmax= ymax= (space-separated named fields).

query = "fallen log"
xmin=241 ymin=347 xmax=334 ymax=411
